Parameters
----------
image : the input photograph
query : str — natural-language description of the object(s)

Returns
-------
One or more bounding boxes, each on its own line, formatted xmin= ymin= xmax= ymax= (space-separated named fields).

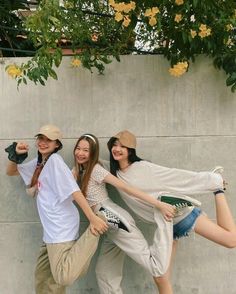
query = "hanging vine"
xmin=3 ymin=0 xmax=236 ymax=91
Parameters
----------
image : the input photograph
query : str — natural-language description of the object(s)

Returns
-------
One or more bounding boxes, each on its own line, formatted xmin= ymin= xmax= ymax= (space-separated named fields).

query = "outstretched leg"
xmin=194 ymin=192 xmax=236 ymax=248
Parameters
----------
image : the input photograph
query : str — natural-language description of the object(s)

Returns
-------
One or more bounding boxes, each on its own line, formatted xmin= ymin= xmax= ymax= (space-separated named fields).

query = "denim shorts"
xmin=173 ymin=207 xmax=202 ymax=239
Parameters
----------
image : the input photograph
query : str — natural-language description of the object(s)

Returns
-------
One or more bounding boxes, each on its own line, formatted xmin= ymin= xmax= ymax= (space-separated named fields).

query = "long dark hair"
xmin=107 ymin=137 xmax=142 ymax=176
xmin=30 ymin=139 xmax=62 ymax=187
xmin=73 ymin=134 xmax=99 ymax=197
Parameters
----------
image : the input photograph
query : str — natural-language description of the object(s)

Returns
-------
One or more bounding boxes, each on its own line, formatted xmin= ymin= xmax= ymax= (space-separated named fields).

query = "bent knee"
xmin=223 ymin=233 xmax=236 ymax=249
xmin=53 ymin=273 xmax=76 ymax=286
xmin=54 ymin=278 xmax=72 ymax=287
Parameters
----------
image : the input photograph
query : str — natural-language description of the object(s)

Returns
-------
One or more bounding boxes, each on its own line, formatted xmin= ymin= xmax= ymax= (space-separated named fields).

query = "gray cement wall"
xmin=1 ymin=55 xmax=236 ymax=294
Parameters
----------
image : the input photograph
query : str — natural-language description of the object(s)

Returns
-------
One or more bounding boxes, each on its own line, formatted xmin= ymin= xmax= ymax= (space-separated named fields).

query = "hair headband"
xmin=83 ymin=134 xmax=96 ymax=144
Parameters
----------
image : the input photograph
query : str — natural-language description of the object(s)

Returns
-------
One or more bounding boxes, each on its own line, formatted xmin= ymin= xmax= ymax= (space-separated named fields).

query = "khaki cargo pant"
xmin=35 ymin=227 xmax=99 ymax=293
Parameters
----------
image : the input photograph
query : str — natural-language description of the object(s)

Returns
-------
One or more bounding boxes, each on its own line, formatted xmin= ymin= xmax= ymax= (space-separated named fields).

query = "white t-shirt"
xmin=86 ymin=164 xmax=110 ymax=207
xmin=18 ymin=153 xmax=80 ymax=243
xmin=116 ymin=160 xmax=223 ymax=221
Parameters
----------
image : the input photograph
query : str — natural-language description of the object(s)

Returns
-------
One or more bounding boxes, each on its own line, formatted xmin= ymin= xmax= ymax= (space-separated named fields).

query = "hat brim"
xmin=35 ymin=132 xmax=61 ymax=141
xmin=107 ymin=136 xmax=136 ymax=149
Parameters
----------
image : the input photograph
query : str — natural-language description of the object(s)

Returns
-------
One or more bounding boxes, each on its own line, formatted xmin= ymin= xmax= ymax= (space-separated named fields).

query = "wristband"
xmin=213 ymin=190 xmax=224 ymax=196
xmin=5 ymin=142 xmax=28 ymax=164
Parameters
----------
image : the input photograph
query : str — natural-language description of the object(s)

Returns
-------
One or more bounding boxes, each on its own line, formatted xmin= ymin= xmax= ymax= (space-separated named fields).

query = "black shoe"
xmin=99 ymin=207 xmax=130 ymax=232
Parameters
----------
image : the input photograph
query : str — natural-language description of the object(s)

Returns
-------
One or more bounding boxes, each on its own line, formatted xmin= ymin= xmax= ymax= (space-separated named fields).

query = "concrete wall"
xmin=1 ymin=55 xmax=236 ymax=294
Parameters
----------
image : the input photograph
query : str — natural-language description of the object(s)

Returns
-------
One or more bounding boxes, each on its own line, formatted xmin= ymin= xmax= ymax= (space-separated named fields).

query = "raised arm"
xmin=6 ymin=142 xmax=29 ymax=176
xmin=104 ymin=173 xmax=175 ymax=221
xmin=6 ymin=161 xmax=19 ymax=176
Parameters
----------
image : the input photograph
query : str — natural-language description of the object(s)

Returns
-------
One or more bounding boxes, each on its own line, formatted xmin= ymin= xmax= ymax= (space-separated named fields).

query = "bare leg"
xmin=153 ymin=240 xmax=178 ymax=294
xmin=164 ymin=240 xmax=178 ymax=280
xmin=194 ymin=192 xmax=236 ymax=248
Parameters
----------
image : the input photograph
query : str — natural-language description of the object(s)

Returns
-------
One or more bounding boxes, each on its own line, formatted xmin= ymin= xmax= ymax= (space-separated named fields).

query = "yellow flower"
xmin=149 ymin=17 xmax=157 ymax=26
xmin=144 ymin=8 xmax=152 ymax=17
xmin=130 ymin=1 xmax=136 ymax=10
xmin=174 ymin=14 xmax=182 ymax=23
xmin=110 ymin=0 xmax=136 ymax=13
xmin=199 ymin=24 xmax=207 ymax=31
xmin=190 ymin=29 xmax=197 ymax=38
xmin=152 ymin=7 xmax=160 ymax=14
xmin=6 ymin=64 xmax=22 ymax=78
xmin=110 ymin=1 xmax=135 ymax=24
xmin=198 ymin=24 xmax=211 ymax=38
xmin=144 ymin=7 xmax=159 ymax=26
xmin=123 ymin=2 xmax=136 ymax=13
xmin=206 ymin=28 xmax=211 ymax=36
xmin=123 ymin=15 xmax=131 ymax=27
xmin=109 ymin=0 xmax=115 ymax=7
xmin=144 ymin=7 xmax=159 ymax=17
xmin=115 ymin=11 xmax=123 ymax=22
xmin=71 ymin=58 xmax=81 ymax=67
xmin=226 ymin=24 xmax=233 ymax=31
xmin=169 ymin=62 xmax=188 ymax=77
xmin=226 ymin=38 xmax=234 ymax=46
xmin=175 ymin=0 xmax=184 ymax=5
xmin=123 ymin=4 xmax=131 ymax=13
xmin=115 ymin=2 xmax=126 ymax=12
xmin=198 ymin=31 xmax=205 ymax=38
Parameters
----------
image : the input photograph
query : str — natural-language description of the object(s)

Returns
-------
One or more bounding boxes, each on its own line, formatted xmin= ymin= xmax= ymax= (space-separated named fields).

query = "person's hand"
xmin=16 ymin=142 xmax=29 ymax=154
xmin=156 ymin=202 xmax=176 ymax=222
xmin=89 ymin=215 xmax=108 ymax=236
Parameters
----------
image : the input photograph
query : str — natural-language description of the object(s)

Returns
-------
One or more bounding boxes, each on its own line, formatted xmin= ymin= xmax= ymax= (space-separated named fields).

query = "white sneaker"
xmin=212 ymin=166 xmax=224 ymax=174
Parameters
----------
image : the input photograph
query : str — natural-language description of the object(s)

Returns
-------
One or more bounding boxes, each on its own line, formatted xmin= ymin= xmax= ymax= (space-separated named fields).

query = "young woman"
xmin=72 ymin=133 xmax=185 ymax=294
xmin=100 ymin=130 xmax=236 ymax=294
xmin=5 ymin=125 xmax=108 ymax=294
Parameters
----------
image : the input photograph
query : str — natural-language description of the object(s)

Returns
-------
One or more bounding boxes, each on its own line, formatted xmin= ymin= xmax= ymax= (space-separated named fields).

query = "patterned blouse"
xmin=86 ymin=163 xmax=110 ymax=207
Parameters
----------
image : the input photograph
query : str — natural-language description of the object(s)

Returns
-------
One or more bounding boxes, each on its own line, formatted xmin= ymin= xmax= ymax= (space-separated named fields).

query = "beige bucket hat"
xmin=111 ymin=130 xmax=136 ymax=149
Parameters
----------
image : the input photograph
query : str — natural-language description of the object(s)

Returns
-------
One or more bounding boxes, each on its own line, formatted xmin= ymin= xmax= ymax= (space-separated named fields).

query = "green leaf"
xmin=193 ymin=0 xmax=199 ymax=8
xmin=48 ymin=16 xmax=60 ymax=26
xmin=23 ymin=77 xmax=27 ymax=85
xmin=182 ymin=32 xmax=188 ymax=44
xmin=231 ymin=83 xmax=236 ymax=93
xmin=226 ymin=73 xmax=236 ymax=86
xmin=48 ymin=68 xmax=58 ymax=80
xmin=39 ymin=78 xmax=46 ymax=86
xmin=54 ymin=50 xmax=62 ymax=67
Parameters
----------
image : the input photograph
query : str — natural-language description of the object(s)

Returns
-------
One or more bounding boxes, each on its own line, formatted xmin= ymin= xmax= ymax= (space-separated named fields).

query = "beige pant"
xmin=95 ymin=199 xmax=173 ymax=294
xmin=35 ymin=244 xmax=66 ymax=294
xmin=35 ymin=227 xmax=99 ymax=293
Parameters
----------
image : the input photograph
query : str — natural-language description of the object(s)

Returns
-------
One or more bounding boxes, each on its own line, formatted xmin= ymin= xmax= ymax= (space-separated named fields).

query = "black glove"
xmin=5 ymin=142 xmax=28 ymax=164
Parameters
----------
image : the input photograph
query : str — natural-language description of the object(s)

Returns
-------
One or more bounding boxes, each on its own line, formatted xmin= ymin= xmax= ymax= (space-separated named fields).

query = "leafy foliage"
xmin=3 ymin=0 xmax=236 ymax=91
xmin=0 ymin=0 xmax=36 ymax=57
